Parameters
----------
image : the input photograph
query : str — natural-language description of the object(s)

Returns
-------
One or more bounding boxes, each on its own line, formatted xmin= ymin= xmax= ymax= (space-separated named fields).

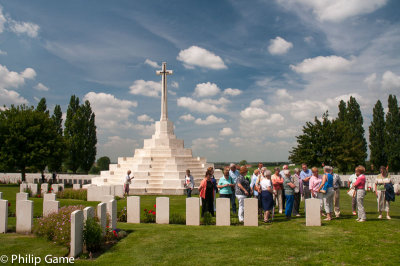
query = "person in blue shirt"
xmin=300 ymin=163 xmax=312 ymax=199
xmin=229 ymin=163 xmax=240 ymax=214
xmin=318 ymin=166 xmax=334 ymax=221
xmin=217 ymin=166 xmax=235 ymax=199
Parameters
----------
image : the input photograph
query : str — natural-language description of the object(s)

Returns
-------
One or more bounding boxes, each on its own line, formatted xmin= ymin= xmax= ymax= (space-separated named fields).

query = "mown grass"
xmin=1 ymin=184 xmax=399 ymax=265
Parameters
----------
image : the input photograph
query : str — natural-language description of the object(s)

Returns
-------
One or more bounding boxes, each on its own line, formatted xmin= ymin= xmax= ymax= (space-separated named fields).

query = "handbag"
xmin=347 ymin=188 xmax=356 ymax=197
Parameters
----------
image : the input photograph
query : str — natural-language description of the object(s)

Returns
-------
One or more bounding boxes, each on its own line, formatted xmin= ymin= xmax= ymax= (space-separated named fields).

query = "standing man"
xmin=300 ymin=163 xmax=312 ymax=200
xmin=124 ymin=170 xmax=134 ymax=197
xmin=229 ymin=163 xmax=240 ymax=214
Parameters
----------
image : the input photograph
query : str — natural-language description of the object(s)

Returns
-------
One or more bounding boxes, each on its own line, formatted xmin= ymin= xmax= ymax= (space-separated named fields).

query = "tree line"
xmin=289 ymin=95 xmax=400 ymax=173
xmin=0 ymin=95 xmax=97 ymax=181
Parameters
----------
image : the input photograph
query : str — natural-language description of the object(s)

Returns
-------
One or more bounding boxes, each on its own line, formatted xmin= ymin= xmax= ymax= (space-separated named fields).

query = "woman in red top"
xmin=199 ymin=167 xmax=215 ymax=217
xmin=351 ymin=165 xmax=366 ymax=222
xmin=271 ymin=167 xmax=284 ymax=214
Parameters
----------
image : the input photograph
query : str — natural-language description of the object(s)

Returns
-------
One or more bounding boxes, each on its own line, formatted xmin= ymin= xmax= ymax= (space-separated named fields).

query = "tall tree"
xmin=80 ymin=100 xmax=97 ymax=173
xmin=385 ymin=95 xmax=400 ymax=172
xmin=337 ymin=100 xmax=347 ymax=121
xmin=64 ymin=95 xmax=83 ymax=173
xmin=369 ymin=100 xmax=387 ymax=170
xmin=36 ymin=97 xmax=49 ymax=114
xmin=97 ymin=156 xmax=110 ymax=171
xmin=48 ymin=105 xmax=65 ymax=173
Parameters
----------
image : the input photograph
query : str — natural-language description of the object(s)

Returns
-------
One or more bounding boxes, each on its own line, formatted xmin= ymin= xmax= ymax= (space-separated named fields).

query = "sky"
xmin=0 ymin=0 xmax=400 ymax=163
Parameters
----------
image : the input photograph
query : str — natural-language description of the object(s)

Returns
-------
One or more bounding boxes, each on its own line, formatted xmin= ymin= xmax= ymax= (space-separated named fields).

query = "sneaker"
xmin=352 ymin=211 xmax=357 ymax=216
xmin=358 ymin=219 xmax=366 ymax=222
xmin=378 ymin=215 xmax=382 ymax=219
xmin=324 ymin=218 xmax=331 ymax=221
xmin=355 ymin=218 xmax=360 ymax=221
xmin=296 ymin=214 xmax=301 ymax=217
xmin=387 ymin=216 xmax=391 ymax=220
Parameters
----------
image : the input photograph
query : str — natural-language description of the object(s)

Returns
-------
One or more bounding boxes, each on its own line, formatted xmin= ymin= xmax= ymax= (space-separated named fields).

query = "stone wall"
xmin=0 ymin=173 xmax=97 ymax=185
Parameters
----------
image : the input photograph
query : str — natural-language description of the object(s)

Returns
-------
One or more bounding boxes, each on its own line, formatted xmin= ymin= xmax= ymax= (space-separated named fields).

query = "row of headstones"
xmin=31 ymin=178 xmax=91 ymax=185
xmin=125 ymin=196 xmax=322 ymax=227
xmin=19 ymin=183 xmax=83 ymax=196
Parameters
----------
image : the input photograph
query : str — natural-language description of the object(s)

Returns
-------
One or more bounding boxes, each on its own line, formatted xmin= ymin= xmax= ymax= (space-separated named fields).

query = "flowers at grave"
xmin=154 ymin=204 xmax=156 ymax=208
xmin=8 ymin=202 xmax=11 ymax=207
xmin=117 ymin=207 xmax=127 ymax=222
xmin=36 ymin=194 xmax=41 ymax=198
xmin=143 ymin=208 xmax=156 ymax=223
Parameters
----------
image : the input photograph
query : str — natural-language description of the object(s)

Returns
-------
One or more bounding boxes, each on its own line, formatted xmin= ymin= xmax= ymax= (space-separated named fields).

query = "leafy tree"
xmin=239 ymin=160 xmax=247 ymax=166
xmin=0 ymin=105 xmax=60 ymax=181
xmin=48 ymin=105 xmax=65 ymax=172
xmin=97 ymin=156 xmax=110 ymax=171
xmin=36 ymin=97 xmax=49 ymax=114
xmin=337 ymin=100 xmax=346 ymax=121
xmin=64 ymin=95 xmax=83 ymax=173
xmin=369 ymin=100 xmax=387 ymax=171
xmin=80 ymin=100 xmax=97 ymax=173
xmin=385 ymin=95 xmax=400 ymax=172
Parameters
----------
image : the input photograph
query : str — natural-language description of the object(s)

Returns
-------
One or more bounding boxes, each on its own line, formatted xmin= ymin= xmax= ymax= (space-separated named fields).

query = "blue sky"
xmin=1 ymin=0 xmax=399 ymax=162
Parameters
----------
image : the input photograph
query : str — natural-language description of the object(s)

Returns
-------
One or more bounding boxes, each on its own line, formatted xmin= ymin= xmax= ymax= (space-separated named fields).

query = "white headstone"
xmin=97 ymin=203 xmax=107 ymax=236
xmin=16 ymin=200 xmax=33 ymax=233
xmin=83 ymin=206 xmax=95 ymax=223
xmin=73 ymin=184 xmax=81 ymax=190
xmin=107 ymin=199 xmax=117 ymax=230
xmin=0 ymin=199 xmax=8 ymax=233
xmin=127 ymin=196 xmax=140 ymax=224
xmin=0 ymin=192 xmax=2 ymax=199
xmin=43 ymin=193 xmax=56 ymax=202
xmin=43 ymin=200 xmax=59 ymax=217
xmin=16 ymin=192 xmax=28 ymax=218
xmin=156 ymin=197 xmax=169 ymax=224
xmin=28 ymin=183 xmax=38 ymax=196
xmin=102 ymin=195 xmax=114 ymax=203
xmin=244 ymin=198 xmax=258 ymax=227
xmin=112 ymin=185 xmax=124 ymax=197
xmin=51 ymin=184 xmax=60 ymax=193
xmin=70 ymin=210 xmax=83 ymax=257
xmin=41 ymin=183 xmax=49 ymax=194
xmin=306 ymin=198 xmax=321 ymax=226
xmin=20 ymin=183 xmax=28 ymax=193
xmin=216 ymin=198 xmax=230 ymax=226
xmin=186 ymin=197 xmax=200 ymax=226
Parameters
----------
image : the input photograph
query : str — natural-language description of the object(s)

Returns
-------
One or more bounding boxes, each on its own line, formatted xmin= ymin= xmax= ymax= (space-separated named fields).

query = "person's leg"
xmin=285 ymin=195 xmax=294 ymax=217
xmin=207 ymin=195 xmax=214 ymax=216
xmin=334 ymin=189 xmax=340 ymax=217
xmin=385 ymin=200 xmax=390 ymax=219
xmin=231 ymin=191 xmax=237 ymax=214
xmin=277 ymin=190 xmax=283 ymax=213
xmin=352 ymin=195 xmax=357 ymax=214
xmin=293 ymin=192 xmax=300 ymax=216
xmin=357 ymin=190 xmax=366 ymax=221
xmin=201 ymin=198 xmax=207 ymax=217
xmin=282 ymin=189 xmax=286 ymax=209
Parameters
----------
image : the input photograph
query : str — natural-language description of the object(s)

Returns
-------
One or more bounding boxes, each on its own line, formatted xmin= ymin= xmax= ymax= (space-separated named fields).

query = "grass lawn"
xmin=1 ymin=184 xmax=400 ymax=265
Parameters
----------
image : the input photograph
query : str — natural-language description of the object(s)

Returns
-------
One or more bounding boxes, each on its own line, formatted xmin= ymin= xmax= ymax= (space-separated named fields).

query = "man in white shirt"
xmin=124 ymin=170 xmax=134 ymax=197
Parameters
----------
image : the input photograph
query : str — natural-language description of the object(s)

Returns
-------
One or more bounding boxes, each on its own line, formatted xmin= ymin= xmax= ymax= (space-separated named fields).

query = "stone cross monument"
xmin=156 ymin=62 xmax=173 ymax=121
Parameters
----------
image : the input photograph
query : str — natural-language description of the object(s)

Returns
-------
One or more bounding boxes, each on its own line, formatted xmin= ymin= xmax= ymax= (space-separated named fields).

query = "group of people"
xmin=193 ymin=163 xmax=396 ymax=223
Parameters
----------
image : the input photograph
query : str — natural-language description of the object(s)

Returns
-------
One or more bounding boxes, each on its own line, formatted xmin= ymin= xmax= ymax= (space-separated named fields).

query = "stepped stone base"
xmin=91 ymin=120 xmax=213 ymax=195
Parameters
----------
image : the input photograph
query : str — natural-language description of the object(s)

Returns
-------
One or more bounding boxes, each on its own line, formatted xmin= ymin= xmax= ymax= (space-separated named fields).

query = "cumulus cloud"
xmin=275 ymin=89 xmax=293 ymax=99
xmin=193 ymin=82 xmax=220 ymax=98
xmin=0 ymin=7 xmax=5 ymax=33
xmin=129 ymin=80 xmax=161 ymax=97
xmin=177 ymin=46 xmax=227 ymax=70
xmin=268 ymin=36 xmax=293 ymax=55
xmin=223 ymin=88 xmax=242 ymax=96
xmin=177 ymin=97 xmax=226 ymax=113
xmin=220 ymin=127 xmax=233 ymax=136
xmin=381 ymin=71 xmax=400 ymax=90
xmin=9 ymin=20 xmax=39 ymax=38
xmin=250 ymin=99 xmax=264 ymax=107
xmin=364 ymin=73 xmax=378 ymax=89
xmin=137 ymin=114 xmax=154 ymax=122
xmin=179 ymin=114 xmax=195 ymax=121
xmin=290 ymin=55 xmax=352 ymax=73
xmin=0 ymin=88 xmax=28 ymax=106
xmin=278 ymin=0 xmax=388 ymax=22
xmin=288 ymin=99 xmax=328 ymax=121
xmin=0 ymin=64 xmax=36 ymax=89
xmin=192 ymin=137 xmax=218 ymax=150
xmin=144 ymin=59 xmax=161 ymax=68
xmin=34 ymin=83 xmax=49 ymax=91
xmin=83 ymin=92 xmax=137 ymax=130
xmin=195 ymin=115 xmax=226 ymax=125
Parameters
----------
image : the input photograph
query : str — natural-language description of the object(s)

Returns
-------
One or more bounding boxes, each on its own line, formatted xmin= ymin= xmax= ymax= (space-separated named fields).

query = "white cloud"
xmin=103 ymin=136 xmax=138 ymax=148
xmin=34 ymin=82 xmax=49 ymax=91
xmin=0 ymin=7 xmax=5 ymax=33
xmin=193 ymin=82 xmax=221 ymax=97
xmin=8 ymin=20 xmax=39 ymax=38
xmin=177 ymin=97 xmax=226 ymax=113
xmin=268 ymin=36 xmax=293 ymax=55
xmin=278 ymin=0 xmax=388 ymax=22
xmin=289 ymin=99 xmax=328 ymax=121
xmin=275 ymin=128 xmax=299 ymax=138
xmin=171 ymin=81 xmax=179 ymax=88
xmin=129 ymin=80 xmax=161 ymax=97
xmin=381 ymin=71 xmax=400 ymax=90
xmin=0 ymin=64 xmax=36 ymax=89
xmin=144 ymin=59 xmax=161 ymax=68
xmin=179 ymin=114 xmax=195 ymax=121
xmin=364 ymin=73 xmax=377 ymax=89
xmin=0 ymin=88 xmax=28 ymax=106
xmin=195 ymin=115 xmax=226 ymax=125
xmin=275 ymin=89 xmax=293 ymax=99
xmin=0 ymin=50 xmax=6 ymax=55
xmin=137 ymin=114 xmax=154 ymax=122
xmin=83 ymin=92 xmax=137 ymax=130
xmin=202 ymin=97 xmax=230 ymax=106
xmin=220 ymin=127 xmax=233 ymax=136
xmin=192 ymin=137 xmax=218 ymax=150
xmin=177 ymin=46 xmax=227 ymax=70
xmin=240 ymin=106 xmax=269 ymax=119
xmin=290 ymin=55 xmax=352 ymax=73
xmin=223 ymin=88 xmax=242 ymax=96
xmin=250 ymin=99 xmax=264 ymax=107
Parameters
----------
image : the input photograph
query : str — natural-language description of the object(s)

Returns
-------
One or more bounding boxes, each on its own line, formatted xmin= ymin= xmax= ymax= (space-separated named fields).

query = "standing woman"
xmin=318 ymin=166 xmax=334 ymax=221
xmin=235 ymin=166 xmax=250 ymax=223
xmin=309 ymin=167 xmax=323 ymax=215
xmin=352 ymin=165 xmax=366 ymax=222
xmin=283 ymin=170 xmax=296 ymax=219
xmin=292 ymin=168 xmax=302 ymax=217
xmin=184 ymin=169 xmax=194 ymax=198
xmin=271 ymin=167 xmax=284 ymax=214
xmin=218 ymin=166 xmax=234 ymax=199
xmin=375 ymin=166 xmax=392 ymax=219
xmin=198 ymin=168 xmax=215 ymax=217
xmin=260 ymin=170 xmax=274 ymax=223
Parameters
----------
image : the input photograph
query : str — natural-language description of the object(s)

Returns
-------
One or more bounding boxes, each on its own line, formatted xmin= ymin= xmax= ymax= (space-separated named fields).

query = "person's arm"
xmin=318 ymin=175 xmax=327 ymax=192
xmin=309 ymin=177 xmax=313 ymax=191
xmin=237 ymin=183 xmax=249 ymax=196
xmin=352 ymin=177 xmax=360 ymax=189
xmin=217 ymin=179 xmax=228 ymax=189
